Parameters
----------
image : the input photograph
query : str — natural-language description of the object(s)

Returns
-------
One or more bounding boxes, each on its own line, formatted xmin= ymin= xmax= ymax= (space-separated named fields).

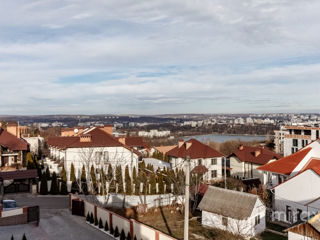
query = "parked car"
xmin=1 ymin=200 xmax=17 ymax=210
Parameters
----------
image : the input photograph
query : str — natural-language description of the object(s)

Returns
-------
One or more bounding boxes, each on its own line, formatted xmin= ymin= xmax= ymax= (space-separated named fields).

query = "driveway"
xmin=0 ymin=194 xmax=113 ymax=240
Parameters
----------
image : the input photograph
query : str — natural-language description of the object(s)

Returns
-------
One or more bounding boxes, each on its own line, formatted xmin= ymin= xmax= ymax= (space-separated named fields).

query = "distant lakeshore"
xmin=183 ymin=133 xmax=268 ymax=143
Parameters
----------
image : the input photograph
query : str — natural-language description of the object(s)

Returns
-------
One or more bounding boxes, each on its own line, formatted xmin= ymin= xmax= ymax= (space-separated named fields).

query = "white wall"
xmin=288 ymin=231 xmax=312 ymax=240
xmin=170 ymin=157 xmax=223 ymax=181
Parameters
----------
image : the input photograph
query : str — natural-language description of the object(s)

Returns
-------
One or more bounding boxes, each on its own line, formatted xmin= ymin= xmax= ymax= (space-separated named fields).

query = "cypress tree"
xmin=133 ymin=166 xmax=139 ymax=195
xmin=100 ymin=168 xmax=106 ymax=195
xmin=114 ymin=227 xmax=119 ymax=237
xmin=116 ymin=166 xmax=123 ymax=194
xmin=110 ymin=225 xmax=114 ymax=235
xmin=126 ymin=232 xmax=131 ymax=240
xmin=60 ymin=165 xmax=68 ymax=195
xmin=120 ymin=229 xmax=126 ymax=240
xmin=90 ymin=213 xmax=94 ymax=224
xmin=104 ymin=220 xmax=109 ymax=231
xmin=149 ymin=173 xmax=157 ymax=195
xmin=70 ymin=163 xmax=79 ymax=193
xmin=125 ymin=166 xmax=132 ymax=195
xmin=90 ymin=165 xmax=97 ymax=193
xmin=26 ymin=152 xmax=35 ymax=169
xmin=107 ymin=164 xmax=113 ymax=182
xmin=22 ymin=234 xmax=27 ymax=240
xmin=158 ymin=172 xmax=164 ymax=194
xmin=86 ymin=212 xmax=90 ymax=222
xmin=11 ymin=235 xmax=14 ymax=240
xmin=40 ymin=172 xmax=48 ymax=195
xmin=45 ymin=168 xmax=51 ymax=180
xmin=50 ymin=172 xmax=58 ymax=195
xmin=81 ymin=165 xmax=88 ymax=195
xmin=99 ymin=218 xmax=103 ymax=228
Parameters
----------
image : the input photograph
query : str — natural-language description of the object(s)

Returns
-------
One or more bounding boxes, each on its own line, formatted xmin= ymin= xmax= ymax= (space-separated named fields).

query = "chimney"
xmin=7 ymin=122 xmax=18 ymax=137
xmin=100 ymin=125 xmax=113 ymax=135
xmin=178 ymin=140 xmax=184 ymax=148
xmin=254 ymin=149 xmax=261 ymax=157
xmin=239 ymin=144 xmax=244 ymax=151
xmin=118 ymin=137 xmax=126 ymax=145
xmin=80 ymin=134 xmax=92 ymax=142
xmin=186 ymin=142 xmax=192 ymax=149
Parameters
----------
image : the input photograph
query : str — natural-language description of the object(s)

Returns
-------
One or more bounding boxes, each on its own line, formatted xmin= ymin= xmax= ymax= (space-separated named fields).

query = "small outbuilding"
xmin=286 ymin=213 xmax=320 ymax=240
xmin=198 ymin=186 xmax=266 ymax=238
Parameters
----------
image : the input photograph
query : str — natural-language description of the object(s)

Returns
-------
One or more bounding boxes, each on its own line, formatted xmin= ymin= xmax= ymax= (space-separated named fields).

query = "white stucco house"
xmin=47 ymin=126 xmax=141 ymax=181
xmin=198 ymin=186 xmax=266 ymax=238
xmin=258 ymin=139 xmax=320 ymax=224
xmin=167 ymin=139 xmax=225 ymax=182
xmin=229 ymin=145 xmax=281 ymax=181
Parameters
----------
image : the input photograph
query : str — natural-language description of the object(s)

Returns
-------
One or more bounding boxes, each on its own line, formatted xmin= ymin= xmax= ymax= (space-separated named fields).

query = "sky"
xmin=0 ymin=0 xmax=320 ymax=115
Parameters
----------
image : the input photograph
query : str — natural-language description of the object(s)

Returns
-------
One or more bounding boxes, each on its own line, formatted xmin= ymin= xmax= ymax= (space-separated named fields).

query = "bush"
xmin=104 ymin=220 xmax=109 ymax=231
xmin=94 ymin=216 xmax=98 ymax=226
xmin=11 ymin=235 xmax=14 ymax=240
xmin=120 ymin=229 xmax=126 ymax=240
xmin=98 ymin=218 xmax=103 ymax=229
xmin=22 ymin=234 xmax=27 ymax=240
xmin=86 ymin=213 xmax=90 ymax=222
xmin=90 ymin=213 xmax=94 ymax=224
xmin=134 ymin=235 xmax=137 ymax=240
xmin=114 ymin=227 xmax=119 ymax=237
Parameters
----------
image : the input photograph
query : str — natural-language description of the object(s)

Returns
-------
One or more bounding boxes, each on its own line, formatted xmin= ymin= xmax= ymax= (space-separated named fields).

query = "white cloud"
xmin=0 ymin=0 xmax=319 ymax=114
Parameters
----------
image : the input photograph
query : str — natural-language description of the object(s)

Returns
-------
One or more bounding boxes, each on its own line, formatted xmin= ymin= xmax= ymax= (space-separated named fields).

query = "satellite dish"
xmin=74 ymin=128 xmax=79 ymax=134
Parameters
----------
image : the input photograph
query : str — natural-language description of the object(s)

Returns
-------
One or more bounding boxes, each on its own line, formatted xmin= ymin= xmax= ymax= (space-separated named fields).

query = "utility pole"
xmin=224 ymin=157 xmax=227 ymax=189
xmin=184 ymin=155 xmax=190 ymax=240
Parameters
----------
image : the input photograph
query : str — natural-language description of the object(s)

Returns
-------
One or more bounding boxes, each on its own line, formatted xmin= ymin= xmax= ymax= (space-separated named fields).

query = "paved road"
xmin=0 ymin=194 xmax=113 ymax=240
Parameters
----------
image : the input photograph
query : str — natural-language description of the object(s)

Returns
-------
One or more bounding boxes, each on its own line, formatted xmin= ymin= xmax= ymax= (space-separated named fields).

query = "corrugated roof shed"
xmin=198 ymin=186 xmax=260 ymax=220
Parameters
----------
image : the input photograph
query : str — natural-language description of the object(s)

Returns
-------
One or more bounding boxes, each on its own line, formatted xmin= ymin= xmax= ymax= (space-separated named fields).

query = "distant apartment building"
xmin=274 ymin=127 xmax=289 ymax=155
xmin=282 ymin=125 xmax=320 ymax=156
xmin=138 ymin=130 xmax=170 ymax=138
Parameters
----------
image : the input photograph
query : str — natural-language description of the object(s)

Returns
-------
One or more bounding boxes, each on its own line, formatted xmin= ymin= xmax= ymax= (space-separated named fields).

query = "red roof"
xmin=300 ymin=158 xmax=320 ymax=175
xmin=232 ymin=146 xmax=282 ymax=165
xmin=257 ymin=147 xmax=312 ymax=175
xmin=0 ymin=128 xmax=28 ymax=151
xmin=167 ymin=139 xmax=224 ymax=159
xmin=48 ymin=128 xmax=141 ymax=156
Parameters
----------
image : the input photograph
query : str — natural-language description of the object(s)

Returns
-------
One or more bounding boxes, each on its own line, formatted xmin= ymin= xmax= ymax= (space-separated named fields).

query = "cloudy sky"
xmin=0 ymin=0 xmax=320 ymax=115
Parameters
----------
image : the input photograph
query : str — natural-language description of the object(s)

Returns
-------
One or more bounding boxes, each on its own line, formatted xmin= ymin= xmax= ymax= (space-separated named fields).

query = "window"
xmin=211 ymin=170 xmax=217 ymax=178
xmin=291 ymin=148 xmax=295 ymax=154
xmin=293 ymin=139 xmax=298 ymax=147
xmin=297 ymin=209 xmax=302 ymax=222
xmin=255 ymin=215 xmax=260 ymax=226
xmin=222 ymin=217 xmax=228 ymax=227
xmin=198 ymin=159 xmax=202 ymax=165
xmin=317 ymin=130 xmax=319 ymax=139
xmin=286 ymin=205 xmax=292 ymax=222
xmin=211 ymin=158 xmax=217 ymax=165
xmin=302 ymin=140 xmax=305 ymax=147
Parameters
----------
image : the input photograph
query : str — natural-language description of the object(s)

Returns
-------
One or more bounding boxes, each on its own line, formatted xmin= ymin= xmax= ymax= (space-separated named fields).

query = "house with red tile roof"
xmin=229 ymin=145 xmax=281 ymax=181
xmin=47 ymin=126 xmax=141 ymax=182
xmin=167 ymin=139 xmax=225 ymax=182
xmin=117 ymin=136 xmax=150 ymax=156
xmin=0 ymin=128 xmax=28 ymax=169
xmin=257 ymin=139 xmax=320 ymax=224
